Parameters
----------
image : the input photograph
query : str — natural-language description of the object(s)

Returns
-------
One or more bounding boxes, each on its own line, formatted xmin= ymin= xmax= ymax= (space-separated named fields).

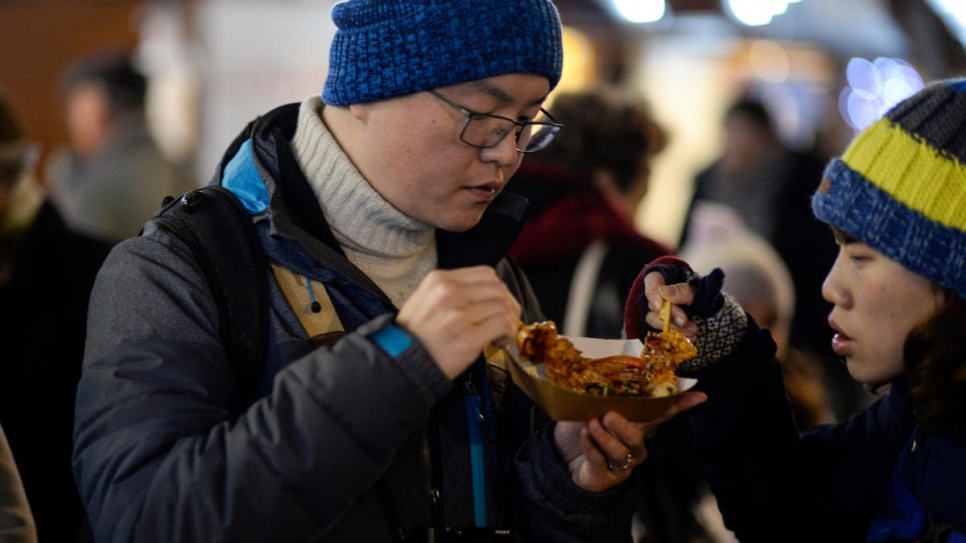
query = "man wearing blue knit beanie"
xmin=73 ymin=1 xmax=701 ymax=542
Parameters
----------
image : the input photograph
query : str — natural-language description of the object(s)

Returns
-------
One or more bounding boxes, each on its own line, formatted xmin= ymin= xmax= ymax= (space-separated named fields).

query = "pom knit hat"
xmin=322 ymin=0 xmax=564 ymax=106
xmin=812 ymin=79 xmax=966 ymax=297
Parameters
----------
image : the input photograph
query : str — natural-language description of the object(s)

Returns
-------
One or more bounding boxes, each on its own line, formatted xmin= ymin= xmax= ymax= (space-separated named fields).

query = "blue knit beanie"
xmin=322 ymin=0 xmax=564 ymax=106
xmin=812 ymin=79 xmax=966 ymax=297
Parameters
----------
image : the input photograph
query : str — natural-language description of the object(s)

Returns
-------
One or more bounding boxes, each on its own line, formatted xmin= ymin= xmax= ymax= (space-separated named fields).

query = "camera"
xmin=407 ymin=527 xmax=514 ymax=542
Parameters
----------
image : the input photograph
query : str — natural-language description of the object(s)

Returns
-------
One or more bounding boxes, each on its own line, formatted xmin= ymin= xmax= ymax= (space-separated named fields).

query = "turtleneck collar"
xmin=289 ymin=95 xmax=435 ymax=260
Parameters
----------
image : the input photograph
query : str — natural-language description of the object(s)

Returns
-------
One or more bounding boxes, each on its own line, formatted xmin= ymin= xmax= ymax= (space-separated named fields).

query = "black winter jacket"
xmin=73 ymin=103 xmax=640 ymax=543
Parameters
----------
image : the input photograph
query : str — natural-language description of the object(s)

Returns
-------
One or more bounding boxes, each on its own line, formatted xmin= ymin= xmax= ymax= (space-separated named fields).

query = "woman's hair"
xmin=905 ymin=288 xmax=966 ymax=433
xmin=538 ymin=88 xmax=667 ymax=193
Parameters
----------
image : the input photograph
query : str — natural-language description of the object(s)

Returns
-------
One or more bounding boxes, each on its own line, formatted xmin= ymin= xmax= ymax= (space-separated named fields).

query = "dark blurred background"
xmin=2 ymin=0 xmax=964 ymax=245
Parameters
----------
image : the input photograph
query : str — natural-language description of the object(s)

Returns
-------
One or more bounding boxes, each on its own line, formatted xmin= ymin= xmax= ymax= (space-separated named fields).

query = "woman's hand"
xmin=641 ymin=271 xmax=699 ymax=342
xmin=553 ymin=392 xmax=706 ymax=493
xmin=626 ymin=257 xmax=748 ymax=373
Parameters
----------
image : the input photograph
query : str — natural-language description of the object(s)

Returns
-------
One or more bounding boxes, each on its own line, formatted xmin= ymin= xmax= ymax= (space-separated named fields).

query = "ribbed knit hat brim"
xmin=812 ymin=79 xmax=966 ymax=297
xmin=322 ymin=0 xmax=563 ymax=106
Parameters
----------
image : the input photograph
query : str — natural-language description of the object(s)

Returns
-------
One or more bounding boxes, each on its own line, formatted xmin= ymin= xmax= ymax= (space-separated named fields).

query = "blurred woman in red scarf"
xmin=508 ymin=87 xmax=671 ymax=340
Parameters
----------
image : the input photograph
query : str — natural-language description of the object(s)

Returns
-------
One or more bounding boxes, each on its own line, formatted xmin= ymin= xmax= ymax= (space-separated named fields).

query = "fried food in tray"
xmin=515 ymin=319 xmax=697 ymax=397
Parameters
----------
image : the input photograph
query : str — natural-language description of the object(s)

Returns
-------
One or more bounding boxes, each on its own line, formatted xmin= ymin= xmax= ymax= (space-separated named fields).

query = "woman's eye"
xmin=848 ymin=251 xmax=873 ymax=265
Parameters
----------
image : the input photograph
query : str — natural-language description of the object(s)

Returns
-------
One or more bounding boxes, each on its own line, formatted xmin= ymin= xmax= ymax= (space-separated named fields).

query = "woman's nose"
xmin=821 ymin=254 xmax=850 ymax=308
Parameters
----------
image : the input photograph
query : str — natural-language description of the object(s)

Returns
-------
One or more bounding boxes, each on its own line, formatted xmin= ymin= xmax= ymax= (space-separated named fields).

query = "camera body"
xmin=409 ymin=527 xmax=514 ymax=542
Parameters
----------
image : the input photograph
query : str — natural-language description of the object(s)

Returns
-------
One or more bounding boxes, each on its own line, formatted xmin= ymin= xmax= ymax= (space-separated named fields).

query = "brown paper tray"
xmin=505 ymin=335 xmax=696 ymax=422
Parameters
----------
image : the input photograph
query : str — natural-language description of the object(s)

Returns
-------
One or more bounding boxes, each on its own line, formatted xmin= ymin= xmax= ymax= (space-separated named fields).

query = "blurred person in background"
xmin=0 ymin=89 xmax=111 ymax=542
xmin=46 ymin=52 xmax=195 ymax=244
xmin=0 ymin=424 xmax=36 ymax=543
xmin=507 ymin=89 xmax=710 ymax=543
xmin=680 ymin=232 xmax=836 ymax=431
xmin=679 ymin=97 xmax=864 ymax=419
xmin=508 ymin=87 xmax=672 ymax=340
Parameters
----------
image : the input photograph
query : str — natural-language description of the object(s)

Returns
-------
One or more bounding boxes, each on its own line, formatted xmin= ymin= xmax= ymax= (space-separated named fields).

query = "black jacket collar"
xmin=216 ymin=102 xmax=531 ymax=271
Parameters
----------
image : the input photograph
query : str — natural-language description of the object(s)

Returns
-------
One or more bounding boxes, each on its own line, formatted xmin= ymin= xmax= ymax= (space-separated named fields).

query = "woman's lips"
xmin=831 ymin=333 xmax=853 ymax=356
xmin=829 ymin=322 xmax=853 ymax=356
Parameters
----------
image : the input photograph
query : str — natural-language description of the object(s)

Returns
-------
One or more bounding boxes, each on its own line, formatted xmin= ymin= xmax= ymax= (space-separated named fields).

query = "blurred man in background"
xmin=46 ymin=52 xmax=195 ymax=244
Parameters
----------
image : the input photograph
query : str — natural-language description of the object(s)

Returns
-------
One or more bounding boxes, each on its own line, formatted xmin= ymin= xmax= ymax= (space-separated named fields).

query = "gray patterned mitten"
xmin=624 ymin=256 xmax=748 ymax=373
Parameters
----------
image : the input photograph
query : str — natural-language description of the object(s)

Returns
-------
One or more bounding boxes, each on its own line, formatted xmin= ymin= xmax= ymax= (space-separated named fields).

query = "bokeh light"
xmin=725 ymin=0 xmax=799 ymax=27
xmin=557 ymin=26 xmax=596 ymax=93
xmin=926 ymin=0 xmax=966 ymax=49
xmin=839 ymin=57 xmax=924 ymax=131
xmin=611 ymin=0 xmax=666 ymax=24
xmin=749 ymin=40 xmax=790 ymax=83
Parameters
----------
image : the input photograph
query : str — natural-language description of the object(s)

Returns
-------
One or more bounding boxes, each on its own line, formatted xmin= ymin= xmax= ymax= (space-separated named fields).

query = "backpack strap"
xmin=150 ymin=186 xmax=269 ymax=410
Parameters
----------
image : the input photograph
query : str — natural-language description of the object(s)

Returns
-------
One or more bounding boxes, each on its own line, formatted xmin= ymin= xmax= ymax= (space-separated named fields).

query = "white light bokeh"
xmin=612 ymin=0 xmax=666 ymax=24
xmin=725 ymin=0 xmax=798 ymax=26
xmin=839 ymin=57 xmax=924 ymax=131
xmin=926 ymin=0 xmax=966 ymax=48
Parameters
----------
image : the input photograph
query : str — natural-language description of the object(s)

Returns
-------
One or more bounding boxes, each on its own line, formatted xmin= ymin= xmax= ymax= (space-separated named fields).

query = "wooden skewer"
xmin=659 ymin=299 xmax=671 ymax=334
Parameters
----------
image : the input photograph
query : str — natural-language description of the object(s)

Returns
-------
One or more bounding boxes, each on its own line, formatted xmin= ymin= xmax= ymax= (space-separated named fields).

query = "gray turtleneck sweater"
xmin=289 ymin=96 xmax=438 ymax=309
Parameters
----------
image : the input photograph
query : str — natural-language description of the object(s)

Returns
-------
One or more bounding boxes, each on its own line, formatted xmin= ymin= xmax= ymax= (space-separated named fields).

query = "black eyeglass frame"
xmin=428 ymin=89 xmax=562 ymax=153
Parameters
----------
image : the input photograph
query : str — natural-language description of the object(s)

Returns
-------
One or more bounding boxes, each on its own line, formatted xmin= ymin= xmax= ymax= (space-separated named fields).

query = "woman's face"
xmin=821 ymin=231 xmax=944 ymax=386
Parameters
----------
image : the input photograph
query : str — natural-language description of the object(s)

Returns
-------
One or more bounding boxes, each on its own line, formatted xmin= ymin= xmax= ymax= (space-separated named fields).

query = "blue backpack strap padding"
xmin=149 ymin=185 xmax=269 ymax=412
xmin=221 ymin=139 xmax=270 ymax=213
xmin=867 ymin=470 xmax=965 ymax=542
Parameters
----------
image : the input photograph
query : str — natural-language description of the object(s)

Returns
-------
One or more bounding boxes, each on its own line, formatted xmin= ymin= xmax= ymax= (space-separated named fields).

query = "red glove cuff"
xmin=623 ymin=256 xmax=692 ymax=340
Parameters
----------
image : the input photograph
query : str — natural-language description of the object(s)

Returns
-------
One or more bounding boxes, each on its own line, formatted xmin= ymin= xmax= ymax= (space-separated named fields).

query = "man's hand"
xmin=397 ymin=266 xmax=521 ymax=379
xmin=554 ymin=392 xmax=706 ymax=493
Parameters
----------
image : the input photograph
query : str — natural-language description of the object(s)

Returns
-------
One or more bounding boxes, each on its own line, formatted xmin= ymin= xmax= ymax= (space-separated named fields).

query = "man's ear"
xmin=348 ymin=103 xmax=370 ymax=122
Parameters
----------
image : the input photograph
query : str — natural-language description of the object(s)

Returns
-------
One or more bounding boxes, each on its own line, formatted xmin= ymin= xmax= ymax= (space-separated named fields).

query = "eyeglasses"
xmin=428 ymin=90 xmax=562 ymax=153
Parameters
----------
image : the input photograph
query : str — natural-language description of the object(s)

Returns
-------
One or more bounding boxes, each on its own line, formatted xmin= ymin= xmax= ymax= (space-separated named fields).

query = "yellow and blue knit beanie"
xmin=322 ymin=0 xmax=563 ymax=106
xmin=812 ymin=79 xmax=966 ymax=297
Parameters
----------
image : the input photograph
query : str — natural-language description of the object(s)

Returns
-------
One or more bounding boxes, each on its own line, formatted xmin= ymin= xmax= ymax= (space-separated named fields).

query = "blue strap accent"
xmin=867 ymin=471 xmax=964 ymax=542
xmin=370 ymin=324 xmax=412 ymax=357
xmin=221 ymin=139 xmax=270 ymax=213
xmin=463 ymin=376 xmax=487 ymax=527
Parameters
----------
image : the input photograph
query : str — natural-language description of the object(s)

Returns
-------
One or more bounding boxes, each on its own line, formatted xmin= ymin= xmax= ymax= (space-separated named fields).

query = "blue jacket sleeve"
xmin=687 ymin=320 xmax=915 ymax=543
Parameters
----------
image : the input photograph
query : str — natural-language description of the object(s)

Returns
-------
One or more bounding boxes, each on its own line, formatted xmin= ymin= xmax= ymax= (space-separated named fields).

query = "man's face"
xmin=65 ymin=82 xmax=111 ymax=160
xmin=347 ymin=73 xmax=551 ymax=232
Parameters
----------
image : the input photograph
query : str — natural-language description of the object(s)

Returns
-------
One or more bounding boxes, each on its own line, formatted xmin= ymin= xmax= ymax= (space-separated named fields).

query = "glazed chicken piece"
xmin=637 ymin=329 xmax=697 ymax=396
xmin=515 ymin=319 xmax=697 ymax=397
xmin=515 ymin=321 xmax=609 ymax=391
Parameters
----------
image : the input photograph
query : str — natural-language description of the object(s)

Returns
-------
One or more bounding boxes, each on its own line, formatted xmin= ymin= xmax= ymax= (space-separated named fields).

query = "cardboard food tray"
xmin=505 ymin=335 xmax=697 ymax=422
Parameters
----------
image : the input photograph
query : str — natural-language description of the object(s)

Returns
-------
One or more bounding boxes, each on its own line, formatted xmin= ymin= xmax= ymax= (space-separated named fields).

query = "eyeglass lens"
xmin=462 ymin=114 xmax=559 ymax=153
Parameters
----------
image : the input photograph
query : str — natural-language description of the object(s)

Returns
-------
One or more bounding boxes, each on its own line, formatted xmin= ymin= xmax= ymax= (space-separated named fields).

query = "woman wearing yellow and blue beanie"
xmin=623 ymin=79 xmax=966 ymax=542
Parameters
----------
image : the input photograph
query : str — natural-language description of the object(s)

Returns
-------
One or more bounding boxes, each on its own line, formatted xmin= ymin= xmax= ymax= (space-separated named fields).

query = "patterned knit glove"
xmin=624 ymin=256 xmax=748 ymax=374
